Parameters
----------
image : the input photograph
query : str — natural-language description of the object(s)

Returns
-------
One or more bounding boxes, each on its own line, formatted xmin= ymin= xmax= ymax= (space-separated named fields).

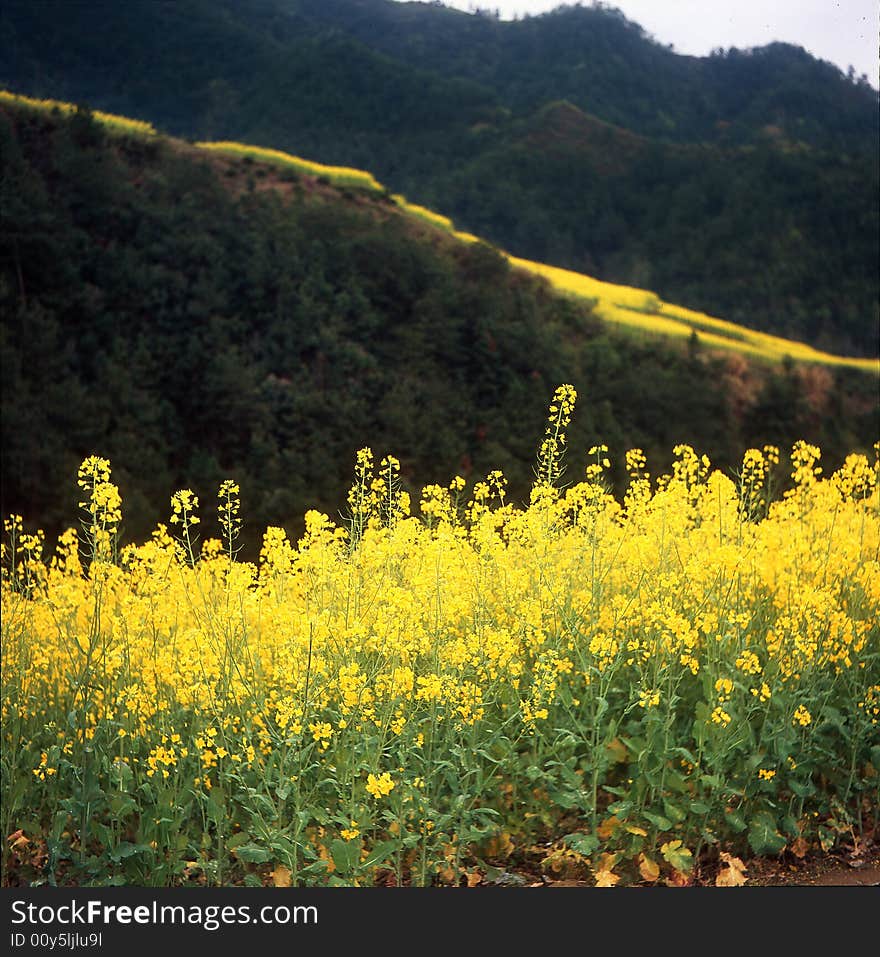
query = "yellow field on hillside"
xmin=0 ymin=89 xmax=156 ymax=138
xmin=506 ymin=256 xmax=879 ymax=373
xmin=194 ymin=141 xmax=385 ymax=192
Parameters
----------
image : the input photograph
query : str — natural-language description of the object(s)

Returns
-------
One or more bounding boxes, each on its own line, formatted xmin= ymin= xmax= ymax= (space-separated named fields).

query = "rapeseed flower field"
xmin=194 ymin=141 xmax=384 ymax=193
xmin=2 ymin=388 xmax=878 ymax=886
xmin=0 ymin=89 xmax=157 ymax=139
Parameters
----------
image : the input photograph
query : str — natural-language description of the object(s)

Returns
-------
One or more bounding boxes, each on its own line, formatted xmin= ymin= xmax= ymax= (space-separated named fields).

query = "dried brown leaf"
xmin=665 ymin=869 xmax=693 ymax=887
xmin=639 ymin=854 xmax=660 ymax=882
xmin=483 ymin=831 xmax=515 ymax=860
xmin=715 ymin=852 xmax=748 ymax=886
xmin=790 ymin=837 xmax=809 ymax=859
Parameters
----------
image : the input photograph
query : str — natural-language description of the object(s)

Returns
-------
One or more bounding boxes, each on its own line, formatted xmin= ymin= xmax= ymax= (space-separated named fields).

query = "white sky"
xmin=411 ymin=0 xmax=880 ymax=88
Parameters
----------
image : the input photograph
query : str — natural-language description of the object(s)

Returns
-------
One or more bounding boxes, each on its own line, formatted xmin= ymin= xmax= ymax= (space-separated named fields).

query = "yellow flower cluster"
xmin=366 ymin=772 xmax=395 ymax=799
xmin=2 ymin=423 xmax=878 ymax=878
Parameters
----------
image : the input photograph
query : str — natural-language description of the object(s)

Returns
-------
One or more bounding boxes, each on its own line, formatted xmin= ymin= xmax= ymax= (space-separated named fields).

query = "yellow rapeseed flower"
xmin=366 ymin=772 xmax=395 ymax=799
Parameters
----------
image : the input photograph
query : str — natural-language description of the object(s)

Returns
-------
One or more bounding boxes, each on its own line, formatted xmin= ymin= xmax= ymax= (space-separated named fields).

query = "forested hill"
xmin=1 ymin=0 xmax=877 ymax=356
xmin=1 ymin=101 xmax=877 ymax=557
xmin=291 ymin=0 xmax=878 ymax=148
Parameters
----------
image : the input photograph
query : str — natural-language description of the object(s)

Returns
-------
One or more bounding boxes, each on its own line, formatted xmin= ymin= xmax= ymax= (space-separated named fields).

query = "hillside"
xmin=1 ymin=97 xmax=877 ymax=558
xmin=1 ymin=0 xmax=876 ymax=356
xmin=422 ymin=98 xmax=878 ymax=355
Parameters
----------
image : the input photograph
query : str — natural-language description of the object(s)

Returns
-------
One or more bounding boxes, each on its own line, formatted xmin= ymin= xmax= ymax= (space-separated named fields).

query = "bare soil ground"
xmin=740 ymin=849 xmax=879 ymax=886
xmin=473 ymin=824 xmax=880 ymax=888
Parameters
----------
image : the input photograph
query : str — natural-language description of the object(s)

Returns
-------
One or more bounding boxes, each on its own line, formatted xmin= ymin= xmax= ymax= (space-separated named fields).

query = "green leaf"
xmin=689 ymin=802 xmax=711 ymax=815
xmin=226 ymin=831 xmax=252 ymax=849
xmin=663 ymin=799 xmax=687 ymax=823
xmin=329 ymin=838 xmax=360 ymax=875
xmin=643 ymin=811 xmax=673 ymax=831
xmin=660 ymin=840 xmax=693 ymax=873
xmin=662 ymin=768 xmax=689 ymax=794
xmin=563 ymin=832 xmax=599 ymax=856
xmin=361 ymin=839 xmax=398 ymax=869
xmin=620 ymin=735 xmax=646 ymax=757
xmin=748 ymin=811 xmax=787 ymax=855
xmin=724 ymin=808 xmax=748 ymax=833
xmin=233 ymin=844 xmax=271 ymax=864
xmin=207 ymin=789 xmax=226 ymax=824
xmin=606 ymin=799 xmax=633 ymax=816
xmin=80 ymin=781 xmax=106 ymax=804
xmin=109 ymin=795 xmax=138 ymax=817
xmin=642 ymin=767 xmax=664 ymax=788
xmin=244 ymin=792 xmax=276 ymax=816
xmin=788 ymin=779 xmax=816 ymax=798
xmin=817 ymin=826 xmax=836 ymax=852
xmin=108 ymin=842 xmax=149 ymax=863
xmin=548 ymin=787 xmax=580 ymax=810
xmin=773 ymin=733 xmax=797 ymax=761
xmin=819 ymin=707 xmax=844 ymax=732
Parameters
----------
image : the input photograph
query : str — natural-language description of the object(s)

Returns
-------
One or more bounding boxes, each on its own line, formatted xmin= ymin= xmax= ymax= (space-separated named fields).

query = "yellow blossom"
xmin=366 ymin=772 xmax=395 ymax=798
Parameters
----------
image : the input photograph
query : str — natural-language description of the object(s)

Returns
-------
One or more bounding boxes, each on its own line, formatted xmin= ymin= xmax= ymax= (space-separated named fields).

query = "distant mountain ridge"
xmin=1 ymin=0 xmax=877 ymax=355
xmin=288 ymin=0 xmax=878 ymax=147
xmin=5 ymin=1 xmax=875 ymax=148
